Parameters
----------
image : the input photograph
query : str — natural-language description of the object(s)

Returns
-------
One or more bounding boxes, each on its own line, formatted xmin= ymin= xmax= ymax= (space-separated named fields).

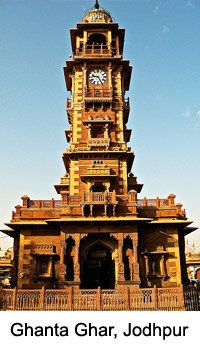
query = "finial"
xmin=94 ymin=0 xmax=100 ymax=9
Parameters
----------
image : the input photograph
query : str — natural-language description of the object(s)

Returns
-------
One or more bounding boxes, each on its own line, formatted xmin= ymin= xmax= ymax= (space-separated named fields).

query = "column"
xmin=104 ymin=124 xmax=109 ymax=138
xmin=132 ymin=231 xmax=140 ymax=284
xmin=59 ymin=233 xmax=66 ymax=281
xmin=74 ymin=234 xmax=81 ymax=283
xmin=108 ymin=62 xmax=112 ymax=90
xmin=160 ymin=255 xmax=166 ymax=277
xmin=117 ymin=235 xmax=125 ymax=282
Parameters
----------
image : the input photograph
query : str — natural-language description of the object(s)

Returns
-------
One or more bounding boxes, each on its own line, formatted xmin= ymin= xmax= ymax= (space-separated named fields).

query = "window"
xmin=149 ymin=256 xmax=161 ymax=276
xmin=143 ymin=252 xmax=167 ymax=279
xmin=91 ymin=127 xmax=104 ymax=138
xmin=86 ymin=33 xmax=107 ymax=47
xmin=36 ymin=256 xmax=53 ymax=277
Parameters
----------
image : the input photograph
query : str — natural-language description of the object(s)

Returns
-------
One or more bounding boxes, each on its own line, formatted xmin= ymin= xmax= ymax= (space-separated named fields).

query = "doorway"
xmin=82 ymin=242 xmax=115 ymax=289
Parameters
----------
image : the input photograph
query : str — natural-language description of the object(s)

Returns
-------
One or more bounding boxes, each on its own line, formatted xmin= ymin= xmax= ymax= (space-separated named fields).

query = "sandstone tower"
xmin=3 ymin=1 xmax=194 ymax=290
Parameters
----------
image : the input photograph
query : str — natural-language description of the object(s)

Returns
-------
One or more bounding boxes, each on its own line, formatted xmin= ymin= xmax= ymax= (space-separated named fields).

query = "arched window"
xmin=87 ymin=33 xmax=107 ymax=48
xmin=91 ymin=127 xmax=104 ymax=138
xmin=91 ymin=183 xmax=106 ymax=193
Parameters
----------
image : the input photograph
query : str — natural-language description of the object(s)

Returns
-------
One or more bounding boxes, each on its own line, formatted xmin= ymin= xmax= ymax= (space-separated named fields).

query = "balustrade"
xmin=60 ymin=177 xmax=70 ymax=184
xmin=137 ymin=196 xmax=186 ymax=218
xmin=28 ymin=199 xmax=62 ymax=209
xmin=76 ymin=44 xmax=119 ymax=57
xmin=87 ymin=167 xmax=110 ymax=175
xmin=82 ymin=191 xmax=116 ymax=205
xmin=0 ymin=286 xmax=195 ymax=311
xmin=85 ymin=88 xmax=112 ymax=99
xmin=88 ymin=138 xmax=110 ymax=150
xmin=68 ymin=195 xmax=81 ymax=205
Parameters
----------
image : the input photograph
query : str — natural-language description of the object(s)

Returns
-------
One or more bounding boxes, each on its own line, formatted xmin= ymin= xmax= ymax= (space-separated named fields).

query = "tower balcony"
xmin=66 ymin=98 xmax=73 ymax=124
xmin=83 ymin=115 xmax=113 ymax=124
xmin=123 ymin=97 xmax=130 ymax=123
xmin=75 ymin=44 xmax=120 ymax=58
xmin=85 ymin=88 xmax=112 ymax=101
xmin=87 ymin=138 xmax=110 ymax=150
xmin=54 ymin=175 xmax=70 ymax=194
xmin=60 ymin=176 xmax=70 ymax=185
xmin=81 ymin=191 xmax=117 ymax=205
xmin=87 ymin=166 xmax=111 ymax=176
xmin=80 ymin=165 xmax=116 ymax=182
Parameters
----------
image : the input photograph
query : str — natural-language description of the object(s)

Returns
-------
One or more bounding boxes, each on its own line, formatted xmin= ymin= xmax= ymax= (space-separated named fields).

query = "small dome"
xmin=82 ymin=1 xmax=113 ymax=24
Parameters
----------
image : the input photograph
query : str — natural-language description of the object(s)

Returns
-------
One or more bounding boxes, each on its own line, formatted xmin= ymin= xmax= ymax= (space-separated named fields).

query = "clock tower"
xmin=4 ymin=1 xmax=194 ymax=293
xmin=55 ymin=0 xmax=142 ymax=288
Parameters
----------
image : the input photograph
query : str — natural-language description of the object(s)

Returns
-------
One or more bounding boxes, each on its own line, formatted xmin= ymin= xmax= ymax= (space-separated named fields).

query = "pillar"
xmin=117 ymin=235 xmax=125 ymax=283
xmin=59 ymin=233 xmax=66 ymax=281
xmin=74 ymin=234 xmax=81 ymax=284
xmin=131 ymin=229 xmax=141 ymax=285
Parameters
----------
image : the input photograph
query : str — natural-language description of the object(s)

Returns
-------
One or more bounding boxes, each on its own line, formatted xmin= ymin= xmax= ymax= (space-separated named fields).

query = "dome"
xmin=82 ymin=0 xmax=113 ymax=24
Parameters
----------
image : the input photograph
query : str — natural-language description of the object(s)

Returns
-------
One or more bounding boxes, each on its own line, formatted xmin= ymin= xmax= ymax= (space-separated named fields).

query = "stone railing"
xmin=60 ymin=177 xmax=70 ymax=185
xmin=81 ymin=191 xmax=117 ymax=205
xmin=1 ymin=286 xmax=198 ymax=311
xmin=11 ymin=194 xmax=185 ymax=221
xmin=68 ymin=195 xmax=81 ymax=205
xmin=137 ymin=195 xmax=186 ymax=218
xmin=84 ymin=115 xmax=112 ymax=123
xmin=88 ymin=138 xmax=110 ymax=150
xmin=12 ymin=197 xmax=62 ymax=221
xmin=86 ymin=167 xmax=111 ymax=176
xmin=85 ymin=88 xmax=112 ymax=99
xmin=75 ymin=44 xmax=119 ymax=57
xmin=27 ymin=199 xmax=62 ymax=209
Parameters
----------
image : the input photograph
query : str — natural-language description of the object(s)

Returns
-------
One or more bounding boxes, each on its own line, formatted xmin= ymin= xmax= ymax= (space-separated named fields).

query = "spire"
xmin=94 ymin=0 xmax=100 ymax=9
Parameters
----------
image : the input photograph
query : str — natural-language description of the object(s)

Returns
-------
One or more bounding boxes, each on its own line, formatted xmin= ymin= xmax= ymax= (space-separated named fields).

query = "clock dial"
xmin=89 ymin=69 xmax=107 ymax=85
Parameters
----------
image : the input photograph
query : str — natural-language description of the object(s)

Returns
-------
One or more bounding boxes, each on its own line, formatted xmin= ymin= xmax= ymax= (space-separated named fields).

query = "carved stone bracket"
xmin=81 ymin=233 xmax=88 ymax=240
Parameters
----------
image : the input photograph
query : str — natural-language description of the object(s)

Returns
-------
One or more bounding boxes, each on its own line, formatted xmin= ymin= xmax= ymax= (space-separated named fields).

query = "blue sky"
xmin=0 ymin=0 xmax=200 ymax=251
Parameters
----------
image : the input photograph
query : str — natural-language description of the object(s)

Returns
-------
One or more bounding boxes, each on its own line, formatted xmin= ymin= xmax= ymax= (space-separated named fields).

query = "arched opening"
xmin=123 ymin=237 xmax=133 ymax=280
xmin=81 ymin=242 xmax=115 ymax=289
xmin=91 ymin=127 xmax=104 ymax=138
xmin=84 ymin=205 xmax=90 ymax=218
xmin=107 ymin=204 xmax=113 ymax=217
xmin=65 ymin=237 xmax=75 ymax=281
xmin=90 ymin=183 xmax=106 ymax=193
xmin=87 ymin=33 xmax=107 ymax=48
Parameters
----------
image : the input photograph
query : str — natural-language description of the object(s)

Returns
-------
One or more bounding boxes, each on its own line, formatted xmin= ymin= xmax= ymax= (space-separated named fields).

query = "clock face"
xmin=89 ymin=69 xmax=107 ymax=85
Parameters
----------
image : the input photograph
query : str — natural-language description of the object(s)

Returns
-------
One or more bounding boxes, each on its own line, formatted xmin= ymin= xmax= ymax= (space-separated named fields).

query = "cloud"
xmin=187 ymin=1 xmax=196 ymax=8
xmin=182 ymin=107 xmax=192 ymax=119
xmin=181 ymin=108 xmax=200 ymax=127
xmin=154 ymin=3 xmax=161 ymax=15
xmin=162 ymin=25 xmax=170 ymax=34
xmin=197 ymin=110 xmax=200 ymax=119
